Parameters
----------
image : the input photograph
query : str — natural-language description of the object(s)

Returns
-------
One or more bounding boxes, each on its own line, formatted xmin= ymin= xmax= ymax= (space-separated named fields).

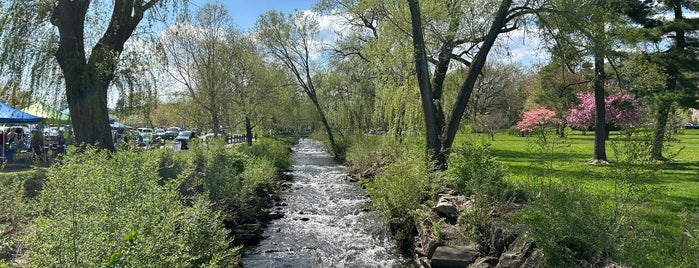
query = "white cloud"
xmin=494 ymin=28 xmax=549 ymax=68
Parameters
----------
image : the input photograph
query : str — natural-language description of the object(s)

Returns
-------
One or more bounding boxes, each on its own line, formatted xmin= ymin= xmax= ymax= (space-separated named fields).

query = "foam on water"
xmin=240 ymin=139 xmax=413 ymax=268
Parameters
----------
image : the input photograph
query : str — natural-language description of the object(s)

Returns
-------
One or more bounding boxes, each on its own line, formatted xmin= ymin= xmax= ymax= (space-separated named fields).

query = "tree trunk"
xmin=52 ymin=0 xmax=149 ymax=151
xmin=310 ymin=96 xmax=337 ymax=154
xmin=407 ymin=0 xmax=442 ymax=168
xmin=650 ymin=101 xmax=671 ymax=161
xmin=64 ymin=70 xmax=116 ymax=151
xmin=592 ymin=51 xmax=607 ymax=162
xmin=439 ymin=0 xmax=512 ymax=167
xmin=245 ymin=115 xmax=253 ymax=146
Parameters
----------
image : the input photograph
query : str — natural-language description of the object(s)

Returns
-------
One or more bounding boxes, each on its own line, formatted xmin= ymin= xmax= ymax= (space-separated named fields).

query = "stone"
xmin=234 ymin=223 xmax=263 ymax=242
xmin=468 ymin=256 xmax=499 ymax=268
xmin=268 ymin=211 xmax=284 ymax=220
xmin=430 ymin=245 xmax=480 ymax=268
xmin=495 ymin=240 xmax=535 ymax=268
xmin=433 ymin=201 xmax=458 ymax=218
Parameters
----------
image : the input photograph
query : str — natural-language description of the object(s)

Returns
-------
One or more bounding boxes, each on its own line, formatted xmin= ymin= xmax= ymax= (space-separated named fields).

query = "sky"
xmin=187 ymin=0 xmax=546 ymax=67
xmin=189 ymin=0 xmax=318 ymax=30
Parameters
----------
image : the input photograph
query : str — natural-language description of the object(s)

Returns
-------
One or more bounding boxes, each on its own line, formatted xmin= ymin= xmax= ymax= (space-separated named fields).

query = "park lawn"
xmin=466 ymin=129 xmax=699 ymax=248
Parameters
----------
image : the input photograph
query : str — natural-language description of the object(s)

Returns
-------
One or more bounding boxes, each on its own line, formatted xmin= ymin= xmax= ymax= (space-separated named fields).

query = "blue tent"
xmin=0 ymin=102 xmax=42 ymax=123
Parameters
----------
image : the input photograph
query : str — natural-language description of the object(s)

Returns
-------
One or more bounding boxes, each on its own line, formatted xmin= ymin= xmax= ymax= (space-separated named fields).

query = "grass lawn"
xmin=457 ymin=128 xmax=699 ymax=248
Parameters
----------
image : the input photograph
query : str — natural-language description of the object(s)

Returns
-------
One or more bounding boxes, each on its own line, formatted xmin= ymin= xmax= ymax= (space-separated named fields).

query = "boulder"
xmin=430 ymin=245 xmax=480 ymax=268
xmin=495 ymin=240 xmax=535 ymax=268
xmin=433 ymin=197 xmax=458 ymax=218
xmin=468 ymin=256 xmax=499 ymax=268
xmin=234 ymin=223 xmax=263 ymax=243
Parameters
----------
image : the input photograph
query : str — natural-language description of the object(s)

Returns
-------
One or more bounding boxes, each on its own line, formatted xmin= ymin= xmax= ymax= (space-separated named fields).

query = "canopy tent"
xmin=1 ymin=102 xmax=41 ymax=161
xmin=22 ymin=102 xmax=70 ymax=123
xmin=61 ymin=108 xmax=115 ymax=123
xmin=0 ymin=102 xmax=42 ymax=124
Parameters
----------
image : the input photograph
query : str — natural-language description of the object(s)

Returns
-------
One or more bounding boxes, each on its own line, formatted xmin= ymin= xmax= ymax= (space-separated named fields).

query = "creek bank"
xmin=228 ymin=169 xmax=293 ymax=246
xmin=346 ymin=162 xmax=540 ymax=268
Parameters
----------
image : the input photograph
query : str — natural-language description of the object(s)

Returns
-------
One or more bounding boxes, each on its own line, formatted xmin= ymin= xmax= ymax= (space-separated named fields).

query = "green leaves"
xmin=26 ymin=147 xmax=238 ymax=267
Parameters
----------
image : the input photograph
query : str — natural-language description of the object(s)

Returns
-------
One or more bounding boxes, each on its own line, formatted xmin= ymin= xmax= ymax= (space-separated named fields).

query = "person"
xmin=31 ymin=130 xmax=44 ymax=162
xmin=57 ymin=130 xmax=66 ymax=154
xmin=8 ymin=129 xmax=16 ymax=145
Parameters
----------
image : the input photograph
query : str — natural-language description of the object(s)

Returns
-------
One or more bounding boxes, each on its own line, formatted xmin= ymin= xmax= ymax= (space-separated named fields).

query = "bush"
xmin=0 ymin=171 xmax=37 ymax=264
xmin=448 ymin=142 xmax=523 ymax=203
xmin=25 ymin=147 xmax=238 ymax=267
xmin=365 ymin=151 xmax=436 ymax=241
xmin=236 ymin=138 xmax=293 ymax=171
xmin=345 ymin=136 xmax=404 ymax=179
xmin=520 ymin=182 xmax=616 ymax=267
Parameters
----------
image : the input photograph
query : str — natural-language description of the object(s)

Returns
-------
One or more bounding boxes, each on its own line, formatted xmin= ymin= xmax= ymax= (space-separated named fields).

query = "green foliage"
xmin=345 ymin=135 xmax=405 ymax=178
xmin=365 ymin=151 xmax=436 ymax=241
xmin=25 ymin=147 xmax=238 ymax=267
xmin=236 ymin=138 xmax=293 ymax=171
xmin=448 ymin=142 xmax=522 ymax=203
xmin=521 ymin=182 xmax=616 ymax=266
xmin=0 ymin=171 xmax=35 ymax=263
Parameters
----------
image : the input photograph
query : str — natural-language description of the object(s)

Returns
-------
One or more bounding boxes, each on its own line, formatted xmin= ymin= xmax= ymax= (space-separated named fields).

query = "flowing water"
xmin=240 ymin=139 xmax=413 ymax=268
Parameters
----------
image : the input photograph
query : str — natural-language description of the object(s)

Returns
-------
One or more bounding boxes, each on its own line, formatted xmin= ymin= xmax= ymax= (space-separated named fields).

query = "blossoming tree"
xmin=566 ymin=92 xmax=640 ymax=133
xmin=517 ymin=107 xmax=559 ymax=133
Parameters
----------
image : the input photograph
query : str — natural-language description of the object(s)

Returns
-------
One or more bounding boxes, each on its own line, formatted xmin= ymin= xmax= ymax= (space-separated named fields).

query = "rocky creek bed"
xmin=239 ymin=139 xmax=413 ymax=267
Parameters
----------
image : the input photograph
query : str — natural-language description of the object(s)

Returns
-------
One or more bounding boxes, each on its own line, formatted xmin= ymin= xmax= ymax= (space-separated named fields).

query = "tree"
xmin=623 ymin=1 xmax=699 ymax=161
xmin=407 ymin=0 xmax=532 ymax=169
xmin=0 ymin=0 xmax=181 ymax=151
xmin=229 ymin=38 xmax=295 ymax=145
xmin=467 ymin=62 xmax=527 ymax=126
xmin=566 ymin=92 xmax=640 ymax=132
xmin=536 ymin=0 xmax=633 ymax=163
xmin=516 ymin=107 xmax=558 ymax=133
xmin=255 ymin=10 xmax=339 ymax=154
xmin=160 ymin=3 xmax=240 ymax=138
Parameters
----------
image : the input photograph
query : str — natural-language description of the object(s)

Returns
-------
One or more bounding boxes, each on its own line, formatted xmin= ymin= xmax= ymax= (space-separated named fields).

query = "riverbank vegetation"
xmin=347 ymin=129 xmax=699 ymax=267
xmin=0 ymin=138 xmax=293 ymax=266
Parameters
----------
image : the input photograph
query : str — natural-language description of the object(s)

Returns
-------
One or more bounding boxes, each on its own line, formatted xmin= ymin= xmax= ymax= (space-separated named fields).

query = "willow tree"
xmin=0 ymin=0 xmax=181 ymax=151
xmin=255 ymin=11 xmax=339 ymax=154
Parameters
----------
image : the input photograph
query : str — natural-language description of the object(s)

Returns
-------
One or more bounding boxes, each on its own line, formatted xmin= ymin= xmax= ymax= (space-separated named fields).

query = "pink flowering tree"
xmin=566 ymin=92 xmax=640 ymax=133
xmin=517 ymin=107 xmax=559 ymax=133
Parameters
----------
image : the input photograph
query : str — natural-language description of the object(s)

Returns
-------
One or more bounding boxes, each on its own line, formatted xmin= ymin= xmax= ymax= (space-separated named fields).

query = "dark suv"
xmin=163 ymin=127 xmax=180 ymax=140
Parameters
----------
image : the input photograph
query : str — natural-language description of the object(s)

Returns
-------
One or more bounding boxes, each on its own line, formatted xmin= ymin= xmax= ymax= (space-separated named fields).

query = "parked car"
xmin=173 ymin=131 xmax=197 ymax=150
xmin=201 ymin=129 xmax=226 ymax=142
xmin=163 ymin=127 xmax=180 ymax=140
xmin=153 ymin=128 xmax=165 ymax=138
xmin=137 ymin=127 xmax=153 ymax=134
xmin=682 ymin=123 xmax=699 ymax=129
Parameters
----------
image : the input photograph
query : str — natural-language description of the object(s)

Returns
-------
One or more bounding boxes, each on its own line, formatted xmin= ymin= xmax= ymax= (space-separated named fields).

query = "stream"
xmin=240 ymin=139 xmax=412 ymax=267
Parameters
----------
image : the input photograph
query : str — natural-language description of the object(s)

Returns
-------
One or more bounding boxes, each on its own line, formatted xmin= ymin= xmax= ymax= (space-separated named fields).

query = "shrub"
xmin=0 ymin=171 xmax=35 ymax=264
xmin=345 ymin=136 xmax=404 ymax=179
xmin=365 ymin=151 xmax=434 ymax=241
xmin=25 ymin=147 xmax=238 ymax=267
xmin=516 ymin=107 xmax=558 ymax=133
xmin=520 ymin=182 xmax=616 ymax=267
xmin=236 ymin=138 xmax=293 ymax=171
xmin=448 ymin=142 xmax=522 ymax=203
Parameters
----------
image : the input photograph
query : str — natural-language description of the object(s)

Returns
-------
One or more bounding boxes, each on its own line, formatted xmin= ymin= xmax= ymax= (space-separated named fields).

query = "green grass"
xmin=461 ymin=129 xmax=699 ymax=257
xmin=479 ymin=130 xmax=699 ymax=210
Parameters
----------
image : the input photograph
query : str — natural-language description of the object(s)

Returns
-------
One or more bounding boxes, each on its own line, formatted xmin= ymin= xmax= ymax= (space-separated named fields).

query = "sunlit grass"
xmin=458 ymin=129 xmax=699 ymax=253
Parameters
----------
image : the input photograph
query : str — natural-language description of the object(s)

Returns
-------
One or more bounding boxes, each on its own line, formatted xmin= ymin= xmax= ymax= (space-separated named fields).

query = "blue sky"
xmin=189 ymin=0 xmax=318 ymax=30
